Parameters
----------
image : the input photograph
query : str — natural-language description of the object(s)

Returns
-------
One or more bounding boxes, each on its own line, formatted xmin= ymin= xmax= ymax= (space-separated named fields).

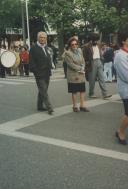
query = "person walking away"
xmin=103 ymin=43 xmax=114 ymax=82
xmin=112 ymin=44 xmax=120 ymax=82
xmin=62 ymin=46 xmax=68 ymax=78
xmin=82 ymin=33 xmax=112 ymax=99
xmin=114 ymin=32 xmax=128 ymax=145
xmin=29 ymin=31 xmax=54 ymax=115
xmin=51 ymin=45 xmax=58 ymax=68
xmin=65 ymin=37 xmax=89 ymax=112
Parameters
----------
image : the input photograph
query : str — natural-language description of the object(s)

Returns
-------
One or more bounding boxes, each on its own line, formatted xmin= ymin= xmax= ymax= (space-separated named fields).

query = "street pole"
xmin=25 ymin=0 xmax=30 ymax=49
xmin=21 ymin=0 xmax=26 ymax=45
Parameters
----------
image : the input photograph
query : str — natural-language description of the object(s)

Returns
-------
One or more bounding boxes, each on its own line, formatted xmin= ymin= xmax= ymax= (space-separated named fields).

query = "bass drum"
xmin=0 ymin=50 xmax=16 ymax=68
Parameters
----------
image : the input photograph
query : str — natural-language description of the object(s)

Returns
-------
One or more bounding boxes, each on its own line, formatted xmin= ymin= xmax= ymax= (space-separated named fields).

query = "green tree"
xmin=1 ymin=0 xmax=128 ymax=49
xmin=0 ymin=0 xmax=21 ymax=36
xmin=29 ymin=0 xmax=78 ymax=54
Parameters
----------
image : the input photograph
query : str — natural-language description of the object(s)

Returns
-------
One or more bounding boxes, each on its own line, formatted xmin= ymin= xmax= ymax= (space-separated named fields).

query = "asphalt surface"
xmin=0 ymin=68 xmax=128 ymax=189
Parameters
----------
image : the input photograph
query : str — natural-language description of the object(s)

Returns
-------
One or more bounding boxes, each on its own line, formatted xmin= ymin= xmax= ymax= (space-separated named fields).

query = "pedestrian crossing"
xmin=0 ymin=94 xmax=128 ymax=162
xmin=0 ymin=95 xmax=118 ymax=131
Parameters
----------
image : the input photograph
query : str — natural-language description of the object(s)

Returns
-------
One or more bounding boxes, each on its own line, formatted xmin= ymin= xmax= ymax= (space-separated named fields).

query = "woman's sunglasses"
xmin=71 ymin=43 xmax=78 ymax=46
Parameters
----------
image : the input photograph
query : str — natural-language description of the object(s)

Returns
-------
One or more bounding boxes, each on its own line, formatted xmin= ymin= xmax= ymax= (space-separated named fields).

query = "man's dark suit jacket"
xmin=82 ymin=43 xmax=93 ymax=73
xmin=29 ymin=43 xmax=52 ymax=79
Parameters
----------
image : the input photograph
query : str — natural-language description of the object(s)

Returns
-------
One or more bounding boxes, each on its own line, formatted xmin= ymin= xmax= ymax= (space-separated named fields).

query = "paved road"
xmin=0 ymin=71 xmax=128 ymax=189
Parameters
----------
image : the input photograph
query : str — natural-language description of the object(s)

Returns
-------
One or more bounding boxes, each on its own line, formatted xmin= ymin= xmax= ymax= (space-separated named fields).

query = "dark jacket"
xmin=103 ymin=48 xmax=114 ymax=63
xmin=82 ymin=44 xmax=93 ymax=62
xmin=82 ymin=43 xmax=93 ymax=72
xmin=29 ymin=44 xmax=52 ymax=79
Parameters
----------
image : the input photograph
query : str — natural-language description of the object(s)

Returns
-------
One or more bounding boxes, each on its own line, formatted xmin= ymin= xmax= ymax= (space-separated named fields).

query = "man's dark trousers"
xmin=35 ymin=77 xmax=52 ymax=110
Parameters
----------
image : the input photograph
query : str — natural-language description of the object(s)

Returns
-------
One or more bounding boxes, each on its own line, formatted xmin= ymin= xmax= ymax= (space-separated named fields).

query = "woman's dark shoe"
xmin=73 ymin=107 xmax=79 ymax=112
xmin=115 ymin=131 xmax=127 ymax=145
xmin=80 ymin=107 xmax=90 ymax=112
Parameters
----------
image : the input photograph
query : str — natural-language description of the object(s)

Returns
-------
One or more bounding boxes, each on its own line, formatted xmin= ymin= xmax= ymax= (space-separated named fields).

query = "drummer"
xmin=0 ymin=44 xmax=6 ymax=78
xmin=11 ymin=46 xmax=20 ymax=76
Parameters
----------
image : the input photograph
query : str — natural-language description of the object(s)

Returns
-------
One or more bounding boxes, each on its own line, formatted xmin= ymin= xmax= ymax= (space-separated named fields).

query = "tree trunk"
xmin=57 ymin=23 xmax=64 ymax=59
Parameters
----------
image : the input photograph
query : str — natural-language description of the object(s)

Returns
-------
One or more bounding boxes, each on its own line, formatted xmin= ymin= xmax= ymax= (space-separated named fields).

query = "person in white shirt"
xmin=82 ymin=33 xmax=112 ymax=99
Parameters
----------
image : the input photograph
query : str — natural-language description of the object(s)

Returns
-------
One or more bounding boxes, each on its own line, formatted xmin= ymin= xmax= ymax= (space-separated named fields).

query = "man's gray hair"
xmin=37 ymin=31 xmax=47 ymax=39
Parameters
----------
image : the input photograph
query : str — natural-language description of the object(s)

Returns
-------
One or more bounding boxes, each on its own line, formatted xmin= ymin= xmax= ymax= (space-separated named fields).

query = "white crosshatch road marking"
xmin=0 ymin=96 xmax=117 ymax=131
xmin=0 ymin=80 xmax=23 ymax=85
xmin=0 ymin=129 xmax=128 ymax=162
xmin=0 ymin=94 xmax=127 ymax=162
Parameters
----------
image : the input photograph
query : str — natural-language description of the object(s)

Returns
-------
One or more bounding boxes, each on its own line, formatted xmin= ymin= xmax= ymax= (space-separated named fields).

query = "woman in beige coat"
xmin=65 ymin=37 xmax=89 ymax=112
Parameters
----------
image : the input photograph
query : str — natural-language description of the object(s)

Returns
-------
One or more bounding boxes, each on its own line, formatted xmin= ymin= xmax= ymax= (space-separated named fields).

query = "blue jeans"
xmin=104 ymin=62 xmax=112 ymax=82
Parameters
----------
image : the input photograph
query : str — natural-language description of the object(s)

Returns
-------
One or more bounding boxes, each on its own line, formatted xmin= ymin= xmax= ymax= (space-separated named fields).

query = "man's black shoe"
xmin=37 ymin=107 xmax=47 ymax=112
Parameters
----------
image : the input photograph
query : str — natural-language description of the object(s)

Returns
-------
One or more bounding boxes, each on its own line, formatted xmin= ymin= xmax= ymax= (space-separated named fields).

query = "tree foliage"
xmin=29 ymin=0 xmax=128 ymax=40
xmin=0 ymin=0 xmax=21 ymax=35
xmin=0 ymin=0 xmax=128 ymax=47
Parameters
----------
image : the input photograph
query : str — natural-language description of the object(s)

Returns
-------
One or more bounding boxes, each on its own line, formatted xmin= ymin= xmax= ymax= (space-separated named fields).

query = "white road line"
xmin=0 ymin=96 xmax=118 ymax=132
xmin=0 ymin=130 xmax=128 ymax=162
xmin=0 ymin=93 xmax=125 ymax=162
xmin=2 ymin=78 xmax=35 ymax=83
xmin=0 ymin=81 xmax=23 ymax=85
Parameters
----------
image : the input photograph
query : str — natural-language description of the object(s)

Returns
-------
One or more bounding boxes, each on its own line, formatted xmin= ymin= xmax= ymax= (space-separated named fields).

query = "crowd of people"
xmin=62 ymin=32 xmax=128 ymax=145
xmin=0 ymin=45 xmax=29 ymax=78
xmin=0 ymin=31 xmax=128 ymax=145
xmin=0 ymin=41 xmax=58 ymax=78
xmin=63 ymin=38 xmax=118 ymax=83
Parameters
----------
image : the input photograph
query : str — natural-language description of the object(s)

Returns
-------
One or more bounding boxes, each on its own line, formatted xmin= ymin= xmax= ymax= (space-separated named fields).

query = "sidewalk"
xmin=4 ymin=67 xmax=65 ymax=80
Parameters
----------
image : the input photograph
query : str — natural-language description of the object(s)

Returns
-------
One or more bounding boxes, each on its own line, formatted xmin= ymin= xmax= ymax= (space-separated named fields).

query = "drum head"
xmin=1 ymin=51 xmax=16 ymax=68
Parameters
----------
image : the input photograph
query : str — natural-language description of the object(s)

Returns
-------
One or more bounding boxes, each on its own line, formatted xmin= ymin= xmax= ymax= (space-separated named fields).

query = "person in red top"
xmin=19 ymin=46 xmax=29 ymax=76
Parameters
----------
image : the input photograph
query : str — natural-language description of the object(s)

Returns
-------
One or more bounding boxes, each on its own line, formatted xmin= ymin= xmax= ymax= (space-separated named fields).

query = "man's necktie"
xmin=43 ymin=47 xmax=47 ymax=56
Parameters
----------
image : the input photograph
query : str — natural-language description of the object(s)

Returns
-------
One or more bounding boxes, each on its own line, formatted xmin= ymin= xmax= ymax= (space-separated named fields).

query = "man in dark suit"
xmin=29 ymin=31 xmax=54 ymax=115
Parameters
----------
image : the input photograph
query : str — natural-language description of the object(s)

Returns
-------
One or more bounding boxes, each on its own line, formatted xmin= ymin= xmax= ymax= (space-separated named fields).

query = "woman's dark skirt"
xmin=68 ymin=82 xmax=85 ymax=93
xmin=122 ymin=99 xmax=128 ymax=116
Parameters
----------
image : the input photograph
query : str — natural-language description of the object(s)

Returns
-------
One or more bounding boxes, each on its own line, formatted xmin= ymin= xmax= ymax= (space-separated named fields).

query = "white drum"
xmin=0 ymin=50 xmax=16 ymax=68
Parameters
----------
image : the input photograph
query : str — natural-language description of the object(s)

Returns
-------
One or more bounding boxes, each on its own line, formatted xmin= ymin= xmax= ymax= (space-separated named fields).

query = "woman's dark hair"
xmin=118 ymin=32 xmax=128 ymax=47
xmin=67 ymin=37 xmax=78 ymax=48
